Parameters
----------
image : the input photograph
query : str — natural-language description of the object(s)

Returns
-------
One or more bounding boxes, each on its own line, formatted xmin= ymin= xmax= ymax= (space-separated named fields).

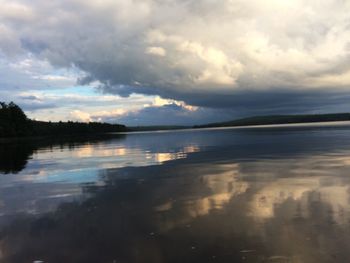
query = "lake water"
xmin=1 ymin=122 xmax=350 ymax=262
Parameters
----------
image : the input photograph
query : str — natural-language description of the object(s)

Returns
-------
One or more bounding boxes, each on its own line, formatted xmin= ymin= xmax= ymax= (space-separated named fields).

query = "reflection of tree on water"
xmin=0 ymin=143 xmax=33 ymax=174
xmin=0 ymin=134 xmax=126 ymax=174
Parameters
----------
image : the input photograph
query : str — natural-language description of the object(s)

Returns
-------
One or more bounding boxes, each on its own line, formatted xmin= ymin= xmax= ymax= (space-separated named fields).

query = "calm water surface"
xmin=1 ymin=122 xmax=350 ymax=262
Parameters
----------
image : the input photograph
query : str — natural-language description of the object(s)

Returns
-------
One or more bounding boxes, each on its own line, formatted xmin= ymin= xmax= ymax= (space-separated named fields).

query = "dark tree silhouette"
xmin=0 ymin=102 xmax=127 ymax=137
xmin=0 ymin=102 xmax=31 ymax=137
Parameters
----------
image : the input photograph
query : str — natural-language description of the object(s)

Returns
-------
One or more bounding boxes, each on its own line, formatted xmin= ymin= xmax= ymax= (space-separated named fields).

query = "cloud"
xmin=88 ymin=103 xmax=233 ymax=126
xmin=1 ymin=0 xmax=350 ymax=116
xmin=70 ymin=110 xmax=92 ymax=122
xmin=145 ymin=46 xmax=166 ymax=57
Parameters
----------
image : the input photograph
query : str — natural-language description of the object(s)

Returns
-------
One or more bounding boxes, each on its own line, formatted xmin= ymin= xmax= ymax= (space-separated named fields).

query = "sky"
xmin=1 ymin=0 xmax=350 ymax=126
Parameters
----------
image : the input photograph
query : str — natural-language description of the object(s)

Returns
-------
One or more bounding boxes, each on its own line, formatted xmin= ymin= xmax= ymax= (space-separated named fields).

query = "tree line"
xmin=0 ymin=102 xmax=127 ymax=137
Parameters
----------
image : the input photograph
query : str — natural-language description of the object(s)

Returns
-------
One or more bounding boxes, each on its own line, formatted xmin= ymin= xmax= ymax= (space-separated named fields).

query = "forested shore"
xmin=0 ymin=102 xmax=127 ymax=138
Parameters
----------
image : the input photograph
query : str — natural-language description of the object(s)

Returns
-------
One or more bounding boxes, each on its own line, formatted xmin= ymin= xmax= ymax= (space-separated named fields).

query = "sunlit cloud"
xmin=145 ymin=46 xmax=166 ymax=57
xmin=69 ymin=110 xmax=92 ymax=122
xmin=1 ymin=0 xmax=350 ymax=124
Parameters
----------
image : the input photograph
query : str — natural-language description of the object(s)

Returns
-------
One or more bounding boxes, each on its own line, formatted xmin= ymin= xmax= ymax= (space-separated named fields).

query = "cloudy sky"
xmin=1 ymin=0 xmax=350 ymax=126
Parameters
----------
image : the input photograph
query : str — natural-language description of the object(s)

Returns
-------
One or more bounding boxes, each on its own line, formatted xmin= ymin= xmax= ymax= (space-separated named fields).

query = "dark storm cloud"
xmin=99 ymin=89 xmax=350 ymax=126
xmin=100 ymin=86 xmax=350 ymax=115
xmin=1 ymin=0 xmax=350 ymax=116
xmin=99 ymin=103 xmax=234 ymax=126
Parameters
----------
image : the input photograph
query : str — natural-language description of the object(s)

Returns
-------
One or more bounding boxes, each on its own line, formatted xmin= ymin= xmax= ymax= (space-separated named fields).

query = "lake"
xmin=1 ymin=122 xmax=350 ymax=262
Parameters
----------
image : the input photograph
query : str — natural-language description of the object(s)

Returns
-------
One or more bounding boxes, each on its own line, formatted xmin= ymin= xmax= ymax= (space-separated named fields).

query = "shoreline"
xmin=2 ymin=119 xmax=350 ymax=141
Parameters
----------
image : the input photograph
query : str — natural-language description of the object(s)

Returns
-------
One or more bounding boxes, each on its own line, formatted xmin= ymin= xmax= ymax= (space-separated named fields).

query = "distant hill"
xmin=128 ymin=125 xmax=189 ymax=132
xmin=194 ymin=113 xmax=350 ymax=129
xmin=0 ymin=102 xmax=127 ymax=138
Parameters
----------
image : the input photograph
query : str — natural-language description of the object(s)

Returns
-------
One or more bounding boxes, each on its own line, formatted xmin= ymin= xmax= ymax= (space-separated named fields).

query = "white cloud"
xmin=151 ymin=96 xmax=198 ymax=111
xmin=69 ymin=110 xmax=92 ymax=122
xmin=145 ymin=46 xmax=166 ymax=57
xmin=0 ymin=0 xmax=34 ymax=21
xmin=91 ymin=109 xmax=127 ymax=122
xmin=1 ymin=0 xmax=350 ymax=114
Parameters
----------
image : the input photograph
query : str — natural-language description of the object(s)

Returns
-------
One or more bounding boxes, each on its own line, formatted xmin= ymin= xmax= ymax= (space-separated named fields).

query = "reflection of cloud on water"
xmin=155 ymin=164 xmax=248 ymax=231
xmin=153 ymin=154 xmax=350 ymax=234
xmin=0 ymin=143 xmax=202 ymax=218
xmin=72 ymin=144 xmax=200 ymax=164
xmin=244 ymin=156 xmax=350 ymax=225
xmin=4 ymin=128 xmax=350 ymax=262
xmin=149 ymin=145 xmax=200 ymax=163
xmin=4 ymin=144 xmax=350 ymax=262
xmin=33 ymin=148 xmax=350 ymax=229
xmin=249 ymin=177 xmax=318 ymax=220
xmin=186 ymin=192 xmax=236 ymax=218
xmin=186 ymin=164 xmax=248 ymax=218
xmin=74 ymin=145 xmax=128 ymax=158
xmin=250 ymin=179 xmax=350 ymax=225
xmin=73 ymin=144 xmax=94 ymax=158
xmin=153 ymin=152 xmax=186 ymax=163
xmin=319 ymin=186 xmax=350 ymax=225
xmin=154 ymin=201 xmax=173 ymax=212
xmin=14 ymin=144 xmax=201 ymax=185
